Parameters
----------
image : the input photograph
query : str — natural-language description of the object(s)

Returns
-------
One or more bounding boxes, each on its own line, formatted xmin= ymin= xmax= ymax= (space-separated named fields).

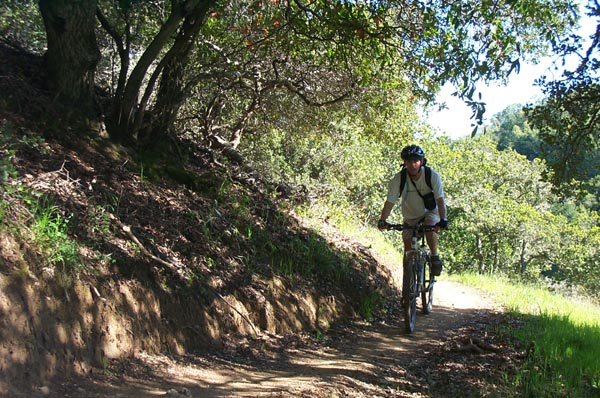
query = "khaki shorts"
xmin=402 ymin=210 xmax=440 ymax=241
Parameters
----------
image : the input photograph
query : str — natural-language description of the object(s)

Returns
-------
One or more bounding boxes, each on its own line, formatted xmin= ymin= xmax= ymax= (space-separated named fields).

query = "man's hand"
xmin=435 ymin=218 xmax=448 ymax=232
xmin=377 ymin=219 xmax=390 ymax=230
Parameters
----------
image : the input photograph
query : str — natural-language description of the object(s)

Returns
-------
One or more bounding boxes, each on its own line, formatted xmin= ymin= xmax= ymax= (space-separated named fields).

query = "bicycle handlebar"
xmin=384 ymin=223 xmax=437 ymax=233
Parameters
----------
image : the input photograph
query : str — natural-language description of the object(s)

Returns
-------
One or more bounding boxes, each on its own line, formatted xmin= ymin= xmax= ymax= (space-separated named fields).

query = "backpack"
xmin=398 ymin=165 xmax=433 ymax=197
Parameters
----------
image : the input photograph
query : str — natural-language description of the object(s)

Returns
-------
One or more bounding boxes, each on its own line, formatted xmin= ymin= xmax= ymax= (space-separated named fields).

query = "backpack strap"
xmin=424 ymin=165 xmax=432 ymax=190
xmin=399 ymin=167 xmax=407 ymax=197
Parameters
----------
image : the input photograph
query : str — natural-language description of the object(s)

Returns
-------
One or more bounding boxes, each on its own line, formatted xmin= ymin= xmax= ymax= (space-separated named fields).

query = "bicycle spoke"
xmin=421 ymin=255 xmax=434 ymax=314
xmin=404 ymin=257 xmax=418 ymax=333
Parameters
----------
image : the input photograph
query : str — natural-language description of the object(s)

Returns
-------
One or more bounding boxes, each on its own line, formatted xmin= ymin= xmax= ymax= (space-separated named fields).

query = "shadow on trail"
xmin=177 ymin=281 xmax=500 ymax=398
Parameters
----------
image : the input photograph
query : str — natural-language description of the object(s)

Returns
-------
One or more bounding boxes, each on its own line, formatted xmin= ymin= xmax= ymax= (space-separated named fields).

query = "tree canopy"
xmin=525 ymin=1 xmax=600 ymax=185
xmin=22 ymin=0 xmax=579 ymax=154
xmin=3 ymin=0 xmax=599 ymax=296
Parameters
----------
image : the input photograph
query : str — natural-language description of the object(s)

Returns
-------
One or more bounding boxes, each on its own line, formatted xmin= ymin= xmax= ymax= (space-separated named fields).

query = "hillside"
xmin=16 ymin=281 xmax=512 ymax=398
xmin=0 ymin=41 xmax=520 ymax=397
xmin=0 ymin=123 xmax=392 ymax=393
xmin=0 ymin=126 xmax=519 ymax=397
xmin=0 ymin=40 xmax=395 ymax=392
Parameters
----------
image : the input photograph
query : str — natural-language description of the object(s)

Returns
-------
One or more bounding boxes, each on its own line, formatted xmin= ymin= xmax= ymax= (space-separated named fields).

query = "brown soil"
xmin=8 ymin=281 xmax=518 ymax=398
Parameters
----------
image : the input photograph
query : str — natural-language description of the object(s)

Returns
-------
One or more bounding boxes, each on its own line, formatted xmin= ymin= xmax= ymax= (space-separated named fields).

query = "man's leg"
xmin=426 ymin=231 xmax=443 ymax=276
xmin=424 ymin=213 xmax=443 ymax=276
xmin=425 ymin=230 xmax=438 ymax=256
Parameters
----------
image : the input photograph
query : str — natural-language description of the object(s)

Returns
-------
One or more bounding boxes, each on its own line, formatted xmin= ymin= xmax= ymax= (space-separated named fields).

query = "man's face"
xmin=404 ymin=158 xmax=422 ymax=176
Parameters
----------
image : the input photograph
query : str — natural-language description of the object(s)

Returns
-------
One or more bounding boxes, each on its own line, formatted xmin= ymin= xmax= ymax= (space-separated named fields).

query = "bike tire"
xmin=403 ymin=255 xmax=418 ymax=333
xmin=421 ymin=255 xmax=434 ymax=314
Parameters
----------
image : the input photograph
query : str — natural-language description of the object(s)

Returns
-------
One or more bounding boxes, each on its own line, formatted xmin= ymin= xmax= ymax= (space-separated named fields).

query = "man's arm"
xmin=378 ymin=201 xmax=395 ymax=229
xmin=436 ymin=197 xmax=447 ymax=220
xmin=379 ymin=200 xmax=395 ymax=222
xmin=435 ymin=197 xmax=448 ymax=232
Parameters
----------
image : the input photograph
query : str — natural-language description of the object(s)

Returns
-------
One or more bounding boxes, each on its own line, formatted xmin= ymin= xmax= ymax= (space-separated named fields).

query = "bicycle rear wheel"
xmin=403 ymin=256 xmax=418 ymax=333
xmin=421 ymin=255 xmax=434 ymax=314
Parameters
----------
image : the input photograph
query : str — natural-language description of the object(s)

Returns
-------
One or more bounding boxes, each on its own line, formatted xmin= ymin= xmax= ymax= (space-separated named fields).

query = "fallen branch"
xmin=455 ymin=340 xmax=485 ymax=354
xmin=120 ymin=224 xmax=180 ymax=274
xmin=471 ymin=337 xmax=501 ymax=352
xmin=455 ymin=337 xmax=500 ymax=354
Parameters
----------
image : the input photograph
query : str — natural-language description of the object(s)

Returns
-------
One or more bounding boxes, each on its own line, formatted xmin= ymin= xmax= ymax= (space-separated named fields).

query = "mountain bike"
xmin=387 ymin=222 xmax=436 ymax=333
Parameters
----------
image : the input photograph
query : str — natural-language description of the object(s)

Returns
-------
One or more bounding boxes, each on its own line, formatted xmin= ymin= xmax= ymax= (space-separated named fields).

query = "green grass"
xmin=0 ymin=124 xmax=85 ymax=285
xmin=452 ymin=273 xmax=600 ymax=398
xmin=29 ymin=196 xmax=85 ymax=286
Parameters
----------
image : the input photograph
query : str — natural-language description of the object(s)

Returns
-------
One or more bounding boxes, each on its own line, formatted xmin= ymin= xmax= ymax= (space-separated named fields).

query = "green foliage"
xmin=486 ymin=104 xmax=542 ymax=160
xmin=357 ymin=291 xmax=384 ymax=321
xmin=242 ymin=84 xmax=424 ymax=223
xmin=485 ymin=100 xmax=599 ymax=213
xmin=0 ymin=0 xmax=46 ymax=53
xmin=0 ymin=200 xmax=6 ymax=226
xmin=15 ymin=0 xmax=579 ymax=149
xmin=426 ymin=136 xmax=561 ymax=278
xmin=94 ymin=0 xmax=167 ymax=91
xmin=0 ymin=122 xmax=86 ymax=288
xmin=252 ymin=228 xmax=341 ymax=280
xmin=413 ymin=0 xmax=578 ymax=127
xmin=522 ymin=4 xmax=600 ymax=190
xmin=31 ymin=196 xmax=84 ymax=280
xmin=515 ymin=314 xmax=600 ymax=398
xmin=0 ymin=122 xmax=41 ymax=191
xmin=87 ymin=205 xmax=114 ymax=240
xmin=244 ymin=76 xmax=600 ymax=295
xmin=553 ymin=219 xmax=600 ymax=295
xmin=0 ymin=137 xmax=17 ymax=187
xmin=432 ymin=133 xmax=600 ymax=294
xmin=185 ymin=0 xmax=579 ymax=150
xmin=525 ymin=85 xmax=600 ymax=189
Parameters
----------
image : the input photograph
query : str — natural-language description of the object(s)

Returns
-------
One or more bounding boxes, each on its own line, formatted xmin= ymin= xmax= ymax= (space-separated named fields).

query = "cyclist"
xmin=377 ymin=144 xmax=448 ymax=276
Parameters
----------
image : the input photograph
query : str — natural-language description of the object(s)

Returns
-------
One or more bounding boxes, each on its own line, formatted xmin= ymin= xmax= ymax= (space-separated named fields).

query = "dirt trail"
xmin=31 ymin=281 xmax=503 ymax=398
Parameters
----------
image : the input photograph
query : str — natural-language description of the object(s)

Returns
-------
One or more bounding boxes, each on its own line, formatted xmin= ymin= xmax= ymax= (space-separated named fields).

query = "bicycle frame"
xmin=387 ymin=221 xmax=436 ymax=333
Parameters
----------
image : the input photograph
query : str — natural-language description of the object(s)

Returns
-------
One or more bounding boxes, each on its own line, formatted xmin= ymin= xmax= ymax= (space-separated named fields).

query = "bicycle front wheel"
xmin=403 ymin=256 xmax=418 ymax=333
xmin=421 ymin=254 xmax=434 ymax=314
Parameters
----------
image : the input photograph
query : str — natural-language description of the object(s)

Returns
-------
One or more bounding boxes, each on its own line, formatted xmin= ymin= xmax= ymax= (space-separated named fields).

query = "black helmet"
xmin=401 ymin=145 xmax=425 ymax=160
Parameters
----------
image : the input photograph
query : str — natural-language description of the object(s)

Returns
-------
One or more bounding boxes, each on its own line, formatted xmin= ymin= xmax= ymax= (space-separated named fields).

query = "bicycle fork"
xmin=415 ymin=253 xmax=425 ymax=295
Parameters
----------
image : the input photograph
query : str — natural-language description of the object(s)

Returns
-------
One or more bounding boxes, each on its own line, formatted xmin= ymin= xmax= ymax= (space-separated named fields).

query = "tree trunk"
xmin=138 ymin=3 xmax=211 ymax=148
xmin=520 ymin=239 xmax=528 ymax=275
xmin=476 ymin=235 xmax=485 ymax=273
xmin=492 ymin=238 xmax=499 ymax=273
xmin=39 ymin=0 xmax=100 ymax=113
xmin=95 ymin=7 xmax=129 ymax=102
xmin=105 ymin=0 xmax=211 ymax=144
xmin=105 ymin=8 xmax=185 ymax=144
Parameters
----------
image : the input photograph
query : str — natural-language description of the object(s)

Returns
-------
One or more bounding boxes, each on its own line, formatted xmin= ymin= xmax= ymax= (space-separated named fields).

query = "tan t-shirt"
xmin=386 ymin=167 xmax=444 ymax=220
